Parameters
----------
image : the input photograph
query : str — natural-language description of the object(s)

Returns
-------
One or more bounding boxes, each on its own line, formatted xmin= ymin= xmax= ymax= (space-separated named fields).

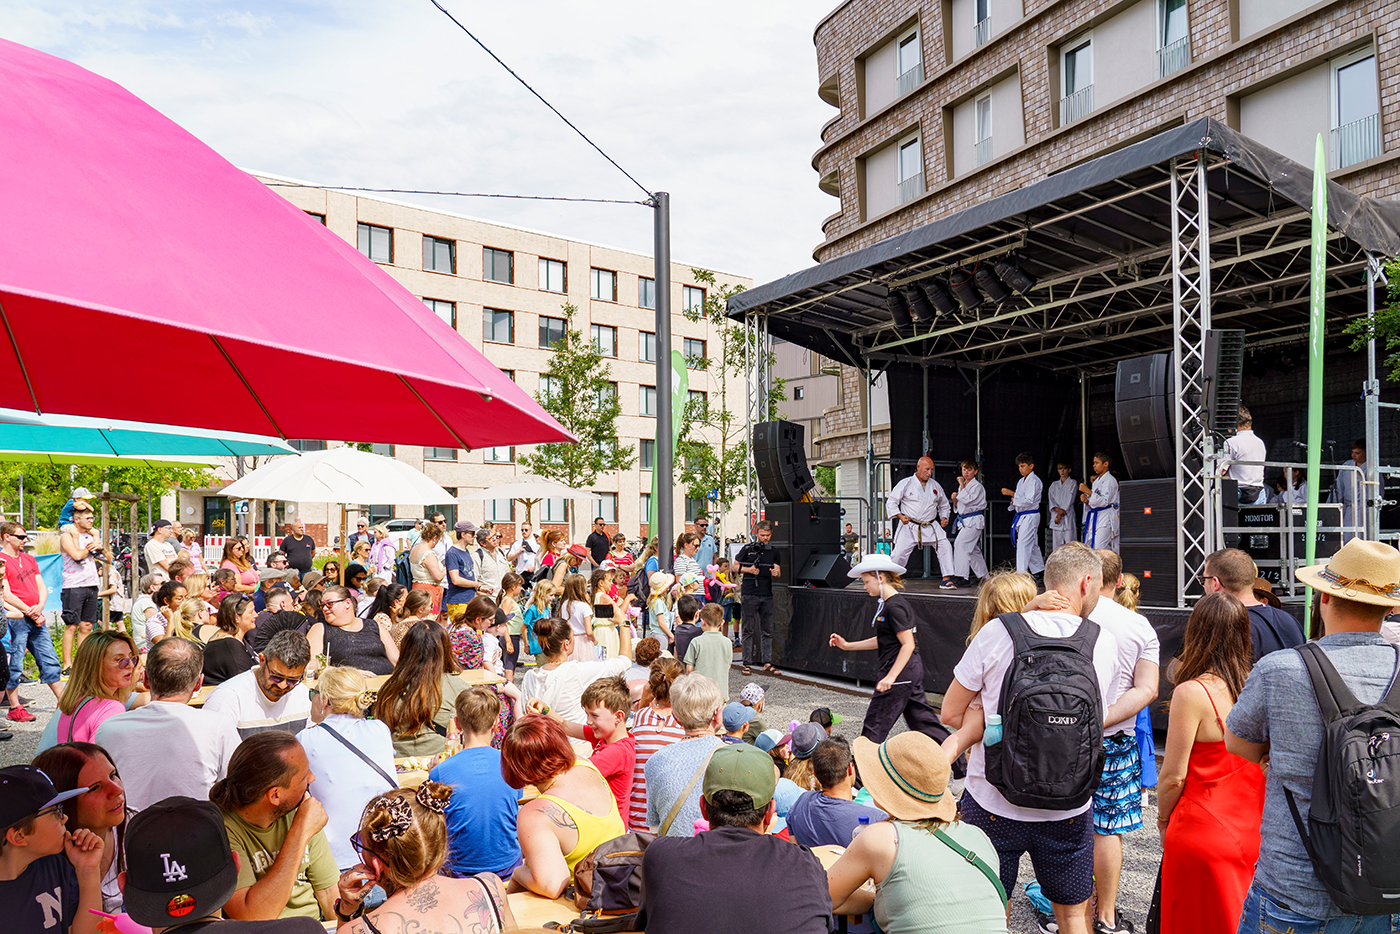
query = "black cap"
xmin=0 ymin=765 xmax=90 ymax=829
xmin=122 ymin=797 xmax=238 ymax=926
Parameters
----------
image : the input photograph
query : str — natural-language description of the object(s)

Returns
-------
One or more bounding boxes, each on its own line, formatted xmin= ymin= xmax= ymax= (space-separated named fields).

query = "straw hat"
xmin=1295 ymin=539 xmax=1400 ymax=607
xmin=648 ymin=571 xmax=675 ymax=594
xmin=847 ymin=554 xmax=907 ymax=578
xmin=852 ymin=732 xmax=957 ymax=822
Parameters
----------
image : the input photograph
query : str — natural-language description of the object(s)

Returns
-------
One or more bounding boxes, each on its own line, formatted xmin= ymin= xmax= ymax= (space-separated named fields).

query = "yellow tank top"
xmin=538 ymin=760 xmax=626 ymax=871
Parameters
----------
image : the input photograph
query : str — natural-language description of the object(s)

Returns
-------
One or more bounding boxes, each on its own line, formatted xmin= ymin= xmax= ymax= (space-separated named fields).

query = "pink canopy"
xmin=0 ymin=39 xmax=572 ymax=449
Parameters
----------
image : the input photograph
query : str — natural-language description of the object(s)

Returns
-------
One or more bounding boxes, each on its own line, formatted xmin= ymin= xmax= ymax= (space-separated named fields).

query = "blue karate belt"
xmin=1009 ymin=509 xmax=1039 ymax=547
xmin=1085 ymin=503 xmax=1119 ymax=546
xmin=951 ymin=509 xmax=985 ymax=535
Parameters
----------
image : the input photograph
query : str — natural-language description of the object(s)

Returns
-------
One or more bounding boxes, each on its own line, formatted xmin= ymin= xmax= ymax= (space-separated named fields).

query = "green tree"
xmin=676 ymin=269 xmax=785 ymax=540
xmin=519 ymin=302 xmax=635 ymax=529
xmin=1346 ymin=257 xmax=1400 ymax=378
xmin=0 ymin=462 xmax=216 ymax=530
xmin=813 ymin=465 xmax=837 ymax=496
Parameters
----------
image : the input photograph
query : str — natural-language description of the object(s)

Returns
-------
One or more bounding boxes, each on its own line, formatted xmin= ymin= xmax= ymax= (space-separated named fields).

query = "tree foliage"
xmin=0 ymin=462 xmax=216 ymax=530
xmin=519 ymin=302 xmax=635 ymax=501
xmin=1346 ymin=258 xmax=1400 ymax=379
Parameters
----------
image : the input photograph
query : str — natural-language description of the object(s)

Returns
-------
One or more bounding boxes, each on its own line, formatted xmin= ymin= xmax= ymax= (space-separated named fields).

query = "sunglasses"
xmin=350 ymin=830 xmax=387 ymax=866
xmin=109 ymin=655 xmax=139 ymax=670
xmin=263 ymin=670 xmax=305 ymax=687
xmin=7 ymin=533 xmax=28 ymax=541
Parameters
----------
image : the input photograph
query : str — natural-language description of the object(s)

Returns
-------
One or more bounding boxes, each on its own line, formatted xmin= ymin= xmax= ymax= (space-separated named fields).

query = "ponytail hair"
xmin=533 ymin=615 xmax=573 ymax=658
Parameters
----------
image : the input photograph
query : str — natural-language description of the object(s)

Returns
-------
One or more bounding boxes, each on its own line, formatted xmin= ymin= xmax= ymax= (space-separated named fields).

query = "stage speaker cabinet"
xmin=1121 ymin=477 xmax=1240 ymax=601
xmin=1115 ymin=353 xmax=1175 ymax=480
xmin=766 ymin=501 xmax=841 ymax=587
xmin=796 ymin=552 xmax=852 ymax=588
xmin=753 ymin=421 xmax=815 ymax=504
xmin=1120 ymin=542 xmax=1179 ymax=608
xmin=1204 ymin=329 xmax=1245 ymax=434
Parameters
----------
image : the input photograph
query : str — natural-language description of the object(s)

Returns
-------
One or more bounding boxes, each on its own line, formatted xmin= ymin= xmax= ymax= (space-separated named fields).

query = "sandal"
xmin=741 ymin=666 xmax=752 ymax=676
xmin=763 ymin=664 xmax=779 ymax=674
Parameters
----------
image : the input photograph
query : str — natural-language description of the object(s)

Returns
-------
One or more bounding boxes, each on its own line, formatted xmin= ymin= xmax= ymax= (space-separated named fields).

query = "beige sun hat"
xmin=852 ymin=732 xmax=957 ymax=822
xmin=1294 ymin=539 xmax=1400 ymax=607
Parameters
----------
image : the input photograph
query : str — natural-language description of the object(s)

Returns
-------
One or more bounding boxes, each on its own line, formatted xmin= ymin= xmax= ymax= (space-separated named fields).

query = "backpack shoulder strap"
xmin=1065 ymin=616 xmax=1101 ymax=656
xmin=1378 ymin=645 xmax=1400 ymax=713
xmin=997 ymin=612 xmax=1031 ymax=654
xmin=1295 ymin=642 xmax=1359 ymax=720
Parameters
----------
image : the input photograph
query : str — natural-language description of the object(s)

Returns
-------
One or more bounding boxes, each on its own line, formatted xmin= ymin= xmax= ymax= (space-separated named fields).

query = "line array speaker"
xmin=752 ymin=420 xmax=815 ymax=504
xmin=1115 ymin=353 xmax=1175 ymax=480
xmin=1204 ymin=329 xmax=1245 ymax=434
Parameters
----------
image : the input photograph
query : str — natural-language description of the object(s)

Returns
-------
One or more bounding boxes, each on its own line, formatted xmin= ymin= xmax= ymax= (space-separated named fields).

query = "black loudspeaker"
xmin=1115 ymin=354 xmax=1175 ymax=480
xmin=766 ymin=501 xmax=841 ymax=587
xmin=1121 ymin=477 xmax=1239 ymax=603
xmin=796 ymin=552 xmax=852 ymax=588
xmin=1204 ymin=329 xmax=1245 ymax=434
xmin=1120 ymin=542 xmax=1180 ymax=607
xmin=1237 ymin=504 xmax=1341 ymax=584
xmin=753 ymin=421 xmax=815 ymax=504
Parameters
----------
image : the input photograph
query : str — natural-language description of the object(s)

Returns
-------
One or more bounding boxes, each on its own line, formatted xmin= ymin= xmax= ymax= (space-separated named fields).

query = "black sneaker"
xmin=1093 ymin=911 xmax=1135 ymax=934
xmin=61 ymin=667 xmax=72 ymax=677
xmin=1035 ymin=908 xmax=1059 ymax=934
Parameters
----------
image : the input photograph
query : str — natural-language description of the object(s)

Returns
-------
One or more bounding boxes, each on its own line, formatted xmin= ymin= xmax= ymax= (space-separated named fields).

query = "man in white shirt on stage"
xmin=886 ymin=457 xmax=956 ymax=590
xmin=1334 ymin=438 xmax=1366 ymax=542
xmin=1222 ymin=405 xmax=1268 ymax=505
xmin=1080 ymin=452 xmax=1121 ymax=552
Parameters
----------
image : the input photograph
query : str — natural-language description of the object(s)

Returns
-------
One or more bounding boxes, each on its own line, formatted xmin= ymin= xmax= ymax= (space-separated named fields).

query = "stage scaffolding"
xmin=732 ymin=118 xmax=1400 ymax=607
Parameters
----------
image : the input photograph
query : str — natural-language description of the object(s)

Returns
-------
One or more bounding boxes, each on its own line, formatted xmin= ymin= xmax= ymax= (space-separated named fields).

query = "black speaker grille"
xmin=1121 ymin=542 xmax=1179 ymax=606
xmin=1205 ymin=330 xmax=1245 ymax=434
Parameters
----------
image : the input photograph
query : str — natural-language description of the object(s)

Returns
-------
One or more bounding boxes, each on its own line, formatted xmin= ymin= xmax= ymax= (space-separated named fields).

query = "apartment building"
xmin=787 ymin=0 xmax=1397 ymax=487
xmin=172 ymin=175 xmax=749 ymax=546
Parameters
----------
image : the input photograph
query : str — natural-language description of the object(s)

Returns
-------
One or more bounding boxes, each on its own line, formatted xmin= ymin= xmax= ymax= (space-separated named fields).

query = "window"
xmin=425 ymin=447 xmax=457 ymax=461
xmin=688 ymin=389 xmax=708 ymax=417
xmin=540 ymin=375 xmax=561 ymax=401
xmin=638 ymin=277 xmax=656 ymax=309
xmin=683 ymin=337 xmax=707 ymax=368
xmin=640 ymin=439 xmax=655 ymax=470
xmin=487 ymin=498 xmax=515 ymax=522
xmin=592 ymin=324 xmax=617 ymax=357
xmin=368 ymin=504 xmax=393 ymax=525
xmin=357 ymin=223 xmax=392 ymax=263
xmin=426 ymin=497 xmax=457 ymax=527
xmin=973 ymin=0 xmax=990 ymax=46
xmin=483 ymin=308 xmax=514 ymax=344
xmin=640 ymin=493 xmax=651 ymax=524
xmin=593 ymin=493 xmax=618 ymax=524
xmin=288 ymin=439 xmax=327 ymax=452
xmin=898 ymin=137 xmax=924 ymax=203
xmin=641 ymin=385 xmax=657 ymax=417
xmin=591 ymin=268 xmax=617 ymax=302
xmin=794 ymin=385 xmax=806 ymax=401
xmin=974 ymin=93 xmax=993 ymax=167
xmin=1061 ymin=36 xmax=1093 ymax=124
xmin=539 ymin=315 xmax=566 ymax=348
xmin=683 ymin=285 xmax=705 ymax=312
xmin=306 ymin=212 xmax=326 ymax=225
xmin=1332 ymin=49 xmax=1381 ymax=169
xmin=483 ymin=247 xmax=513 ymax=284
xmin=897 ymin=31 xmax=923 ymax=94
xmin=594 ymin=381 xmax=618 ymax=408
xmin=485 ymin=446 xmax=513 ymax=463
xmin=686 ymin=497 xmax=708 ymax=522
xmin=1157 ymin=0 xmax=1189 ymax=77
xmin=639 ymin=331 xmax=657 ymax=363
xmin=423 ymin=236 xmax=455 ymax=273
xmin=370 ymin=443 xmax=395 ymax=456
xmin=539 ymin=258 xmax=567 ymax=293
xmin=423 ymin=299 xmax=455 ymax=329
xmin=500 ymin=369 xmax=515 ymax=381
xmin=540 ymin=498 xmax=566 ymax=523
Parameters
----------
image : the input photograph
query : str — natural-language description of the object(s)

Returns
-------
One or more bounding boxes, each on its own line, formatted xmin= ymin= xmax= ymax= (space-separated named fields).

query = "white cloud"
xmin=1 ymin=0 xmax=835 ymax=282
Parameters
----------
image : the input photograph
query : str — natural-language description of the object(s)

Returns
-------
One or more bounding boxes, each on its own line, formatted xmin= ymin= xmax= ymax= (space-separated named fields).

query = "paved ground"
xmin=0 ymin=660 xmax=1161 ymax=934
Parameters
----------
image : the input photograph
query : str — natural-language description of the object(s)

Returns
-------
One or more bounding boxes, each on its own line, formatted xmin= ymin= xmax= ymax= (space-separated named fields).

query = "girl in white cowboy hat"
xmin=828 ymin=555 xmax=958 ymax=750
xmin=827 ymin=731 xmax=1009 ymax=932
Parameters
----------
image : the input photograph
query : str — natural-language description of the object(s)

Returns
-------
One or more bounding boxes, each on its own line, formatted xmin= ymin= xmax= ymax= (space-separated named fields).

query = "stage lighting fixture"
xmin=974 ymin=265 xmax=1012 ymax=304
xmin=993 ymin=257 xmax=1037 ymax=293
xmin=904 ymin=286 xmax=937 ymax=323
xmin=885 ymin=288 xmax=913 ymax=328
xmin=949 ymin=269 xmax=982 ymax=311
xmin=919 ymin=278 xmax=958 ymax=316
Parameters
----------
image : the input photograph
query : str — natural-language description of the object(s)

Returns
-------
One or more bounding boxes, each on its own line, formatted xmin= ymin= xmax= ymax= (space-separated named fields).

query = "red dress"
xmin=1160 ymin=680 xmax=1265 ymax=934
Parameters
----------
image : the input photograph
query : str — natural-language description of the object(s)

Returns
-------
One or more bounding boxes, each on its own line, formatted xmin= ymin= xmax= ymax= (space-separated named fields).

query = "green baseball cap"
xmin=703 ymin=743 xmax=777 ymax=810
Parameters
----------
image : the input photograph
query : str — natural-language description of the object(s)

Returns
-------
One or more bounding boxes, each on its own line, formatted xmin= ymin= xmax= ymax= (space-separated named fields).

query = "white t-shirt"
xmin=95 ymin=700 xmax=241 ymax=812
xmin=201 ymin=667 xmax=313 ymax=739
xmin=1089 ymin=597 xmax=1161 ymax=735
xmin=143 ymin=537 xmax=176 ymax=571
xmin=521 ymin=656 xmax=632 ymax=725
xmin=952 ymin=610 xmax=1120 ymax=822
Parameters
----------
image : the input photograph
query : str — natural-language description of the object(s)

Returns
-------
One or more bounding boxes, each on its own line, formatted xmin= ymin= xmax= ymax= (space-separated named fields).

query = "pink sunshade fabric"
xmin=0 ymin=39 xmax=572 ymax=449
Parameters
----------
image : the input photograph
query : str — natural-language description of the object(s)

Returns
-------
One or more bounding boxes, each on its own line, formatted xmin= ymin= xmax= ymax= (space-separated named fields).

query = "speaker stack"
xmin=752 ymin=421 xmax=815 ymax=504
xmin=1120 ymin=477 xmax=1238 ymax=605
xmin=1115 ymin=353 xmax=1175 ymax=480
xmin=765 ymin=501 xmax=842 ymax=587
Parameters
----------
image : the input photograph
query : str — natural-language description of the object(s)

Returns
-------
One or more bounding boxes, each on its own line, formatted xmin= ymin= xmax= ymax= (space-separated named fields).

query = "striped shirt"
xmin=629 ymin=704 xmax=685 ymax=830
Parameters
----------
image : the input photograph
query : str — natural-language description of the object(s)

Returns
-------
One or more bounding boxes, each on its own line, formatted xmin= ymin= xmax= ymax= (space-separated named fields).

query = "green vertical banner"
xmin=648 ymin=350 xmax=689 ymax=537
xmin=1304 ymin=133 xmax=1327 ymax=632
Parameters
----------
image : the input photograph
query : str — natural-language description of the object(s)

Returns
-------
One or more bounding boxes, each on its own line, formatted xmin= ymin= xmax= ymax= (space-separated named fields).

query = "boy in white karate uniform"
xmin=1000 ymin=452 xmax=1045 ymax=576
xmin=1079 ymin=451 xmax=1121 ymax=552
xmin=1048 ymin=461 xmax=1079 ymax=549
xmin=951 ymin=459 xmax=989 ymax=584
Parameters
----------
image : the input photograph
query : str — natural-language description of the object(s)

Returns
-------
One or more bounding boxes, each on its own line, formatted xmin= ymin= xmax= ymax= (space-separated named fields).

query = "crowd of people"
xmin=5 ymin=483 xmax=1400 ymax=934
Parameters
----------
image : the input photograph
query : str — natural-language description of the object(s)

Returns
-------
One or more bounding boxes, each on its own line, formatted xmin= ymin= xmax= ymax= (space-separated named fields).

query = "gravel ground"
xmin=1 ymin=656 xmax=1162 ymax=934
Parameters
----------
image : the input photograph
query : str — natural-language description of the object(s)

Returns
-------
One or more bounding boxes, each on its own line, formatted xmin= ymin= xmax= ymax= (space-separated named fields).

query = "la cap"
xmin=122 ymin=797 xmax=239 ymax=926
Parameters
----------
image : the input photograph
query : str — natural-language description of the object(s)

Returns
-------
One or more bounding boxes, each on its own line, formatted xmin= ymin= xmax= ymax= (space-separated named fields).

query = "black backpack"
xmin=985 ymin=612 xmax=1105 ymax=810
xmin=1285 ymin=642 xmax=1400 ymax=916
xmin=392 ymin=550 xmax=412 ymax=588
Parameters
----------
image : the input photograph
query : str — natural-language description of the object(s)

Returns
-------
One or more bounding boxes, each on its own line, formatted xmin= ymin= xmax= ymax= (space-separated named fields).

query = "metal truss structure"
xmin=743 ymin=312 xmax=771 ymax=526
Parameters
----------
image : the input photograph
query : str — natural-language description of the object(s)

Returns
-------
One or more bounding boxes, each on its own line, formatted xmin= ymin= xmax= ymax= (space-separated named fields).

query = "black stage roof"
xmin=728 ymin=118 xmax=1400 ymax=374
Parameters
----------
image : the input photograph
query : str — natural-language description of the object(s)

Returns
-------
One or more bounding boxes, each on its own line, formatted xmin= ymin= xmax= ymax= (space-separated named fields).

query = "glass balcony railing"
xmin=973 ymin=17 xmax=991 ymax=48
xmin=897 ymin=63 xmax=924 ymax=97
xmin=974 ymin=137 xmax=993 ymax=167
xmin=897 ymin=173 xmax=925 ymax=205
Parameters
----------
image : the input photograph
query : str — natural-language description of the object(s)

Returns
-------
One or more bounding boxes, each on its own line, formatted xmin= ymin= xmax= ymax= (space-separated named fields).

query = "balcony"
xmin=897 ymin=63 xmax=924 ymax=97
xmin=973 ymin=17 xmax=991 ymax=48
xmin=1060 ymin=85 xmax=1094 ymax=125
xmin=974 ymin=137 xmax=993 ymax=167
xmin=897 ymin=173 xmax=925 ymax=205
xmin=1157 ymin=36 xmax=1190 ymax=79
xmin=1332 ymin=113 xmax=1382 ymax=169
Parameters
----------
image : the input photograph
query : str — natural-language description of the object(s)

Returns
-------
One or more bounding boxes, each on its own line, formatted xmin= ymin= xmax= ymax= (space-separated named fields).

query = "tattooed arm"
xmin=510 ymin=799 xmax=577 ymax=898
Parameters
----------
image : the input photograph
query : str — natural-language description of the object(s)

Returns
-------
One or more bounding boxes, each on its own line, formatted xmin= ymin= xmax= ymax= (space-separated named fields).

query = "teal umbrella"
xmin=0 ymin=407 xmax=293 ymax=461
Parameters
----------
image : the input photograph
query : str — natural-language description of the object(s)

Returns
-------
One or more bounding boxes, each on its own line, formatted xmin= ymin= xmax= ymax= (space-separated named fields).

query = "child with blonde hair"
xmin=1116 ymin=572 xmax=1141 ymax=611
xmin=646 ymin=571 xmax=676 ymax=647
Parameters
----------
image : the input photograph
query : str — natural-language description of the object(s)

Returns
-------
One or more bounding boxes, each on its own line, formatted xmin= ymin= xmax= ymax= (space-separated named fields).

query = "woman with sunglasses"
xmin=31 ymin=741 xmax=130 ymax=913
xmin=219 ymin=539 xmax=258 ymax=594
xmin=322 ymin=559 xmax=343 ymax=587
xmin=310 ymin=584 xmax=399 ymax=678
xmin=41 ymin=631 xmax=140 ymax=752
xmin=334 ymin=782 xmax=515 ymax=932
xmin=200 ymin=594 xmax=260 ymax=686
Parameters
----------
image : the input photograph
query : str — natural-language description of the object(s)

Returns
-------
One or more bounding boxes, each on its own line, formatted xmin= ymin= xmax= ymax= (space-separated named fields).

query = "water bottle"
xmin=850 ymin=815 xmax=871 ymax=839
xmin=984 ymin=713 xmax=1003 ymax=747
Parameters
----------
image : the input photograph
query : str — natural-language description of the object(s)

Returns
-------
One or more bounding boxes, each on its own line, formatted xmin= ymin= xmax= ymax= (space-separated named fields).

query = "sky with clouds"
xmin=4 ymin=0 xmax=837 ymax=284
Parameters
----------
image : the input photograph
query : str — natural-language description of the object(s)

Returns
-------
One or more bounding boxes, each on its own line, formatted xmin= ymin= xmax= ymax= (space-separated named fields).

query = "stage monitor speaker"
xmin=1237 ymin=504 xmax=1341 ymax=567
xmin=796 ymin=552 xmax=851 ymax=588
xmin=753 ymin=420 xmax=815 ymax=504
xmin=1115 ymin=354 xmax=1175 ymax=480
xmin=766 ymin=501 xmax=841 ymax=587
xmin=1204 ymin=329 xmax=1245 ymax=434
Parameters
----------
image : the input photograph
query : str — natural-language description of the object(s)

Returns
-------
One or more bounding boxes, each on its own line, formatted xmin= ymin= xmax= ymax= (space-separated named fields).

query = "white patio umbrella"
xmin=460 ymin=474 xmax=601 ymax=532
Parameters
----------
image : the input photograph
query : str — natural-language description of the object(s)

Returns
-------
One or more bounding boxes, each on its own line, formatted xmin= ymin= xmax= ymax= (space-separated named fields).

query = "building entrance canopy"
xmin=727 ymin=118 xmax=1400 ymax=375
